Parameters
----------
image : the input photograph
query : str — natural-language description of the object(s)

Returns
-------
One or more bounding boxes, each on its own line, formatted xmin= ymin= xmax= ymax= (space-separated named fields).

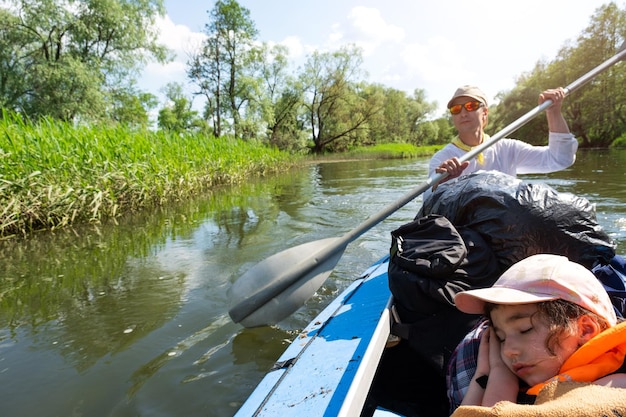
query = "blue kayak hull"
xmin=234 ymin=256 xmax=393 ymax=417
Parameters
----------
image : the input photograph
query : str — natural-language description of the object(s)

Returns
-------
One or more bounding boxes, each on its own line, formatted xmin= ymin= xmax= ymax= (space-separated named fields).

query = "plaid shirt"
xmin=446 ymin=318 xmax=488 ymax=412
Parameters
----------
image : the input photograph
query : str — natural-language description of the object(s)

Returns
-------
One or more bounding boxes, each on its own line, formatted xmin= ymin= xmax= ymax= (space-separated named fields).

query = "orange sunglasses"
xmin=449 ymin=100 xmax=484 ymax=115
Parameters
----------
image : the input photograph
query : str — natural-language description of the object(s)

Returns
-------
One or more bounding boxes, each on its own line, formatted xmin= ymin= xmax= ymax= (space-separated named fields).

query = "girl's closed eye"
xmin=520 ymin=326 xmax=533 ymax=334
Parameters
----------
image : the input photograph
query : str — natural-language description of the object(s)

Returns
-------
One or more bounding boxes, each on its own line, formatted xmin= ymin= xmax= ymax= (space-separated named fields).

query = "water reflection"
xmin=0 ymin=227 xmax=186 ymax=373
xmin=0 ymin=167 xmax=318 ymax=416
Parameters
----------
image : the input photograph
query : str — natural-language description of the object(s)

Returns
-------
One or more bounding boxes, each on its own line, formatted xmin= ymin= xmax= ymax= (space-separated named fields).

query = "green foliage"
xmin=299 ymin=46 xmax=375 ymax=153
xmin=0 ymin=0 xmax=169 ymax=122
xmin=489 ymin=3 xmax=626 ymax=147
xmin=344 ymin=143 xmax=442 ymax=159
xmin=187 ymin=0 xmax=258 ymax=138
xmin=0 ymin=111 xmax=294 ymax=238
xmin=181 ymin=0 xmax=625 ymax=152
xmin=157 ymin=82 xmax=209 ymax=133
xmin=109 ymin=87 xmax=158 ymax=128
xmin=187 ymin=3 xmax=442 ymax=153
xmin=365 ymin=87 xmax=440 ymax=146
xmin=256 ymin=44 xmax=307 ymax=151
xmin=185 ymin=2 xmax=446 ymax=153
xmin=611 ymin=132 xmax=626 ymax=148
xmin=414 ymin=117 xmax=456 ymax=146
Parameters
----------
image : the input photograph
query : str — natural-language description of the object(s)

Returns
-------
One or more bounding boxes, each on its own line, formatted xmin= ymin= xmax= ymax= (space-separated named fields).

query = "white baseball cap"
xmin=447 ymin=85 xmax=489 ymax=108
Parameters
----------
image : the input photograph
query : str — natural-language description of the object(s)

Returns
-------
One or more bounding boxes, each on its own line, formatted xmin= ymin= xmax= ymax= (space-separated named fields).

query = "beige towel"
xmin=451 ymin=381 xmax=626 ymax=417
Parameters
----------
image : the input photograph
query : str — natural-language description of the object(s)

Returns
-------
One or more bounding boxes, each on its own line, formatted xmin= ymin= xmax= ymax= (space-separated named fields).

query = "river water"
xmin=1 ymin=150 xmax=625 ymax=417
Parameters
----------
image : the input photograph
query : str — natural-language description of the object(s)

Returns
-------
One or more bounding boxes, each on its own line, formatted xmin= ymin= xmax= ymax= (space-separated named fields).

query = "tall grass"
xmin=0 ymin=113 xmax=295 ymax=238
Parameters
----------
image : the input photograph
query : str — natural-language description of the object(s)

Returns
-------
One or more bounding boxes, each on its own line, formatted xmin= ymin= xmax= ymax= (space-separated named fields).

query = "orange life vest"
xmin=527 ymin=320 xmax=626 ymax=395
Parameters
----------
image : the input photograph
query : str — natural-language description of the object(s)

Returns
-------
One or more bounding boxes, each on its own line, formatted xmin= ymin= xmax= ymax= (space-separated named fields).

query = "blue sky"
xmin=140 ymin=0 xmax=618 ymax=117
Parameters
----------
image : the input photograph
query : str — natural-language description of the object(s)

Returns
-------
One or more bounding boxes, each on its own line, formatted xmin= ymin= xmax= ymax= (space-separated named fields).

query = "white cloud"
xmin=154 ymin=15 xmax=206 ymax=64
xmin=143 ymin=60 xmax=186 ymax=80
xmin=348 ymin=7 xmax=405 ymax=44
xmin=401 ymin=36 xmax=473 ymax=82
xmin=138 ymin=15 xmax=209 ymax=116
xmin=276 ymin=36 xmax=306 ymax=59
xmin=327 ymin=6 xmax=405 ymax=57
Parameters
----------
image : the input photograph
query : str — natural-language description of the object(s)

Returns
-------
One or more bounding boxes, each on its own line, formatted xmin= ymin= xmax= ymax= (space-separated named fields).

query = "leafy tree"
xmin=405 ymin=89 xmax=438 ymax=144
xmin=157 ymin=82 xmax=207 ymax=134
xmin=299 ymin=45 xmax=382 ymax=153
xmin=491 ymin=3 xmax=626 ymax=148
xmin=326 ymin=82 xmax=386 ymax=152
xmin=565 ymin=2 xmax=626 ymax=147
xmin=187 ymin=0 xmax=258 ymax=138
xmin=109 ymin=85 xmax=158 ymax=128
xmin=0 ymin=8 xmax=28 ymax=113
xmin=363 ymin=86 xmax=438 ymax=146
xmin=0 ymin=0 xmax=169 ymax=122
xmin=370 ymin=86 xmax=410 ymax=144
xmin=429 ymin=117 xmax=456 ymax=144
xmin=250 ymin=43 xmax=307 ymax=151
xmin=264 ymin=80 xmax=307 ymax=151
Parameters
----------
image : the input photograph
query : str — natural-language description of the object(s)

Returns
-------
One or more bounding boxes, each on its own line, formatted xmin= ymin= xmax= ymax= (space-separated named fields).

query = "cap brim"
xmin=447 ymin=94 xmax=486 ymax=109
xmin=454 ymin=287 xmax=559 ymax=315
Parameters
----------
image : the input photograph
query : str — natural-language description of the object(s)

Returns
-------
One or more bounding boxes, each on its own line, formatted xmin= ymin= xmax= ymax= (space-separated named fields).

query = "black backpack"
xmin=387 ymin=214 xmax=502 ymax=370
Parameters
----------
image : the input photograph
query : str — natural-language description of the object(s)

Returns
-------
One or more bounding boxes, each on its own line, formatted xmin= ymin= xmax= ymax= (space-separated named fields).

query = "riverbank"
xmin=306 ymin=143 xmax=442 ymax=163
xmin=0 ymin=116 xmax=295 ymax=239
xmin=0 ymin=115 xmax=440 ymax=239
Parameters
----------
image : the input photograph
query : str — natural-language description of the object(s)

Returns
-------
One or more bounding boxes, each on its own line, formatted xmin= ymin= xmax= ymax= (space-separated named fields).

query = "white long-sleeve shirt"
xmin=424 ymin=132 xmax=578 ymax=200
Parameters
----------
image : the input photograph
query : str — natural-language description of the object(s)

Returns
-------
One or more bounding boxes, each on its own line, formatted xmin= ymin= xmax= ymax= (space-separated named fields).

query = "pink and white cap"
xmin=454 ymin=254 xmax=617 ymax=326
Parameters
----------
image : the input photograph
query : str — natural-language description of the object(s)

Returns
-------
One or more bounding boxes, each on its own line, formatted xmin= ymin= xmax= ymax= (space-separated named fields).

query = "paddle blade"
xmin=228 ymin=237 xmax=345 ymax=327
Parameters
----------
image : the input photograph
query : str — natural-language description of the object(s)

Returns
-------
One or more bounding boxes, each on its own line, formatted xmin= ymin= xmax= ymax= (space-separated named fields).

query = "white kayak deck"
xmin=234 ymin=256 xmax=394 ymax=417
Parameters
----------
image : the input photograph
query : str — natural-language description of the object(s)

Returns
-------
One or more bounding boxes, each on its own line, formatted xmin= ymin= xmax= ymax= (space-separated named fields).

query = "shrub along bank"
xmin=0 ymin=115 xmax=295 ymax=239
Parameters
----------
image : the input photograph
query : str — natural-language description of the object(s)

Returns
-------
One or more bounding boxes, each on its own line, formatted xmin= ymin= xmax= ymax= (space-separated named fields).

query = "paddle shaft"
xmin=230 ymin=41 xmax=626 ymax=325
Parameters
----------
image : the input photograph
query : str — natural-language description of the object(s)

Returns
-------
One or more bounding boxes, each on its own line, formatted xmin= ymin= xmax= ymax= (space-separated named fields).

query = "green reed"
xmin=0 ymin=113 xmax=294 ymax=238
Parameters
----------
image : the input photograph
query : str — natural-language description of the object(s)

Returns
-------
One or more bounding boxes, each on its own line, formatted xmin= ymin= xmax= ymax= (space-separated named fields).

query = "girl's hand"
xmin=475 ymin=326 xmax=491 ymax=376
xmin=460 ymin=326 xmax=491 ymax=406
xmin=487 ymin=326 xmax=509 ymax=372
xmin=480 ymin=325 xmax=520 ymax=406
